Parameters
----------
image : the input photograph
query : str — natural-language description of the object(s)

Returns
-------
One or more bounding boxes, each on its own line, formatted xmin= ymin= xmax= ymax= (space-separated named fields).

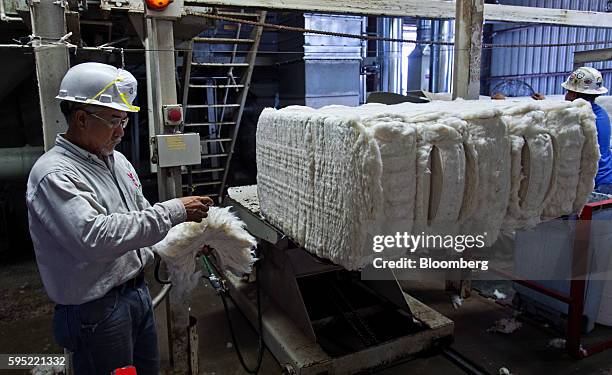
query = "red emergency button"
xmin=145 ymin=0 xmax=172 ymax=10
xmin=167 ymin=107 xmax=182 ymax=122
xmin=163 ymin=104 xmax=183 ymax=126
xmin=112 ymin=366 xmax=137 ymax=375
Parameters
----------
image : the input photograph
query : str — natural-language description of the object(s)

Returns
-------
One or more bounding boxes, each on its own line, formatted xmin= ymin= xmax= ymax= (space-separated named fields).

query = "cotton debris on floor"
xmin=547 ymin=338 xmax=567 ymax=349
xmin=451 ymin=294 xmax=464 ymax=309
xmin=153 ymin=206 xmax=257 ymax=301
xmin=546 ymin=337 xmax=587 ymax=356
xmin=256 ymin=99 xmax=597 ymax=270
xmin=493 ymin=289 xmax=507 ymax=300
xmin=487 ymin=318 xmax=522 ymax=334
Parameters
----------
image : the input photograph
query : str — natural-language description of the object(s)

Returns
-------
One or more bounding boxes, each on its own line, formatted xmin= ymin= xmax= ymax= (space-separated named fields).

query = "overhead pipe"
xmin=429 ymin=20 xmax=440 ymax=92
xmin=438 ymin=20 xmax=455 ymax=93
xmin=428 ymin=20 xmax=455 ymax=94
xmin=0 ymin=146 xmax=44 ymax=179
xmin=377 ymin=17 xmax=403 ymax=94
xmin=388 ymin=17 xmax=403 ymax=94
xmin=377 ymin=18 xmax=391 ymax=92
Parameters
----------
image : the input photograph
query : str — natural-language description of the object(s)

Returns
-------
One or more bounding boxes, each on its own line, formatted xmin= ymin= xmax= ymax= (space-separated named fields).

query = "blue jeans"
xmin=52 ymin=278 xmax=159 ymax=375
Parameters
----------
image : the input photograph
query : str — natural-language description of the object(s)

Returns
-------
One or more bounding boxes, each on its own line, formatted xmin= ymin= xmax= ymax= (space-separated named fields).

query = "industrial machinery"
xmin=217 ymin=185 xmax=454 ymax=374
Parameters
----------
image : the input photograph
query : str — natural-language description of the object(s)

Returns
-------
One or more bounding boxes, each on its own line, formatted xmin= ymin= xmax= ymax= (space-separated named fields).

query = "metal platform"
xmin=220 ymin=185 xmax=454 ymax=374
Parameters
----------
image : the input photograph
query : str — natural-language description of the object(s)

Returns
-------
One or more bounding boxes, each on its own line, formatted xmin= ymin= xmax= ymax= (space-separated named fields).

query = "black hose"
xmin=203 ymin=255 xmax=264 ymax=374
xmin=220 ymin=274 xmax=264 ymax=374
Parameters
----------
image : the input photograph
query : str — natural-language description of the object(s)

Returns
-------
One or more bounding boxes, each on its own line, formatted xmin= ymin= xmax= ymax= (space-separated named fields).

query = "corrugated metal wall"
xmin=489 ymin=0 xmax=612 ymax=96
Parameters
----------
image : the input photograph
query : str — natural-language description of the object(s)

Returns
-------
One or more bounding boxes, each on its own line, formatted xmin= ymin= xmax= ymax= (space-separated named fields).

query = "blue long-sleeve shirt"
xmin=593 ymin=102 xmax=612 ymax=187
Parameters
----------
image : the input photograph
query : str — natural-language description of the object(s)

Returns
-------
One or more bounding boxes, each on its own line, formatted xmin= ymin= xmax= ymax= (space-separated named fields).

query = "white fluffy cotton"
xmin=153 ymin=206 xmax=257 ymax=301
xmin=488 ymin=99 xmax=598 ymax=219
xmin=257 ymin=107 xmax=384 ymax=270
xmin=256 ymin=99 xmax=598 ymax=270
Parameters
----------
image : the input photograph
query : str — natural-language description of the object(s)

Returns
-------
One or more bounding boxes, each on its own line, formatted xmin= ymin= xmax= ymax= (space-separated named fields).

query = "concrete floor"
xmin=404 ymin=280 xmax=612 ymax=375
xmin=189 ymin=276 xmax=612 ymax=375
xmin=2 ymin=259 xmax=612 ymax=374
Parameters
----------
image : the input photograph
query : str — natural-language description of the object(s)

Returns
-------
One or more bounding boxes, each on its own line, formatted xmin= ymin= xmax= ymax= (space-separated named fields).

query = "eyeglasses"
xmin=83 ymin=110 xmax=129 ymax=129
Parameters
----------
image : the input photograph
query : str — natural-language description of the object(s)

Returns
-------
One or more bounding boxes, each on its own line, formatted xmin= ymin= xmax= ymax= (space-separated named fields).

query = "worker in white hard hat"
xmin=26 ymin=62 xmax=213 ymax=375
xmin=563 ymin=66 xmax=612 ymax=193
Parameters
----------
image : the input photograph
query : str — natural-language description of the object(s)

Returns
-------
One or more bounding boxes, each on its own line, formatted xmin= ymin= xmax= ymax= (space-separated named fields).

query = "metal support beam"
xmin=452 ymin=0 xmax=483 ymax=100
xmin=145 ymin=19 xmax=183 ymax=201
xmin=187 ymin=0 xmax=453 ymax=18
xmin=185 ymin=0 xmax=612 ymax=28
xmin=145 ymin=17 xmax=189 ymax=374
xmin=574 ymin=48 xmax=612 ymax=70
xmin=29 ymin=0 xmax=70 ymax=151
xmin=484 ymin=3 xmax=612 ymax=28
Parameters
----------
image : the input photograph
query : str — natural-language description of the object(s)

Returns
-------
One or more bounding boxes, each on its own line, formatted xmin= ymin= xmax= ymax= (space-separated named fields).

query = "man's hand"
xmin=179 ymin=196 xmax=214 ymax=222
xmin=531 ymin=92 xmax=546 ymax=100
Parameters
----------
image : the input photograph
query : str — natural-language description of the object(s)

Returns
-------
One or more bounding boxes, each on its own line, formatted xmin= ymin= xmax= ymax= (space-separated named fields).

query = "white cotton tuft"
xmin=451 ymin=294 xmax=463 ymax=309
xmin=198 ymin=206 xmax=258 ymax=274
xmin=547 ymin=338 xmax=566 ymax=349
xmin=493 ymin=289 xmax=507 ymax=300
xmin=153 ymin=206 xmax=257 ymax=302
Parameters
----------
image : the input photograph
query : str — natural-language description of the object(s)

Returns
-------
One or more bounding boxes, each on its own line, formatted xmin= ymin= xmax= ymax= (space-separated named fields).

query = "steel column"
xmin=452 ymin=0 xmax=483 ymax=100
xmin=145 ymin=17 xmax=190 ymax=374
xmin=29 ymin=0 xmax=70 ymax=150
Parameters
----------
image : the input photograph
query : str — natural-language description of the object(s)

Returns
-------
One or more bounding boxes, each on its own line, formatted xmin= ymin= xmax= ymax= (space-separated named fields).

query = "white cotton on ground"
xmin=256 ymin=99 xmax=597 ymax=270
xmin=153 ymin=206 xmax=256 ymax=302
xmin=487 ymin=318 xmax=522 ymax=334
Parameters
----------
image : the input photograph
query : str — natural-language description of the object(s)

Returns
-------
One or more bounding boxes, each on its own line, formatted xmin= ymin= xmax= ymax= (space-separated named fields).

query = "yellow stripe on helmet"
xmin=87 ymin=76 xmax=140 ymax=111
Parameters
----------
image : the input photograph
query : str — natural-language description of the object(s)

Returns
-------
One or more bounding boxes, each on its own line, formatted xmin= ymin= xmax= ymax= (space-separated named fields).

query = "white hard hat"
xmin=561 ymin=66 xmax=608 ymax=95
xmin=56 ymin=62 xmax=140 ymax=112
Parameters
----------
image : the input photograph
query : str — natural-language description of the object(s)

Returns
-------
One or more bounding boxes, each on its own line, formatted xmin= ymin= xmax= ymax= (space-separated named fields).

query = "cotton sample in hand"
xmin=153 ymin=206 xmax=256 ymax=301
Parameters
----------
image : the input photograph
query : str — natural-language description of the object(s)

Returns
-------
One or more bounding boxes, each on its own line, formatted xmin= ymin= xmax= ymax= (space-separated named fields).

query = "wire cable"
xmin=202 ymin=255 xmax=264 ymax=374
xmin=186 ymin=10 xmax=612 ymax=49
xmin=3 ymin=12 xmax=611 ymax=53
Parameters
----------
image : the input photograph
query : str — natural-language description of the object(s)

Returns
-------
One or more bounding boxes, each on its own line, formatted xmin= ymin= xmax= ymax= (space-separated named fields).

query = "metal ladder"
xmin=181 ymin=9 xmax=266 ymax=202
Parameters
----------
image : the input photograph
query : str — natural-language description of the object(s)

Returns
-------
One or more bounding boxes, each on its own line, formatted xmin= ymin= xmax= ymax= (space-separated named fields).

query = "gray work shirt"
xmin=26 ymin=135 xmax=186 ymax=305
